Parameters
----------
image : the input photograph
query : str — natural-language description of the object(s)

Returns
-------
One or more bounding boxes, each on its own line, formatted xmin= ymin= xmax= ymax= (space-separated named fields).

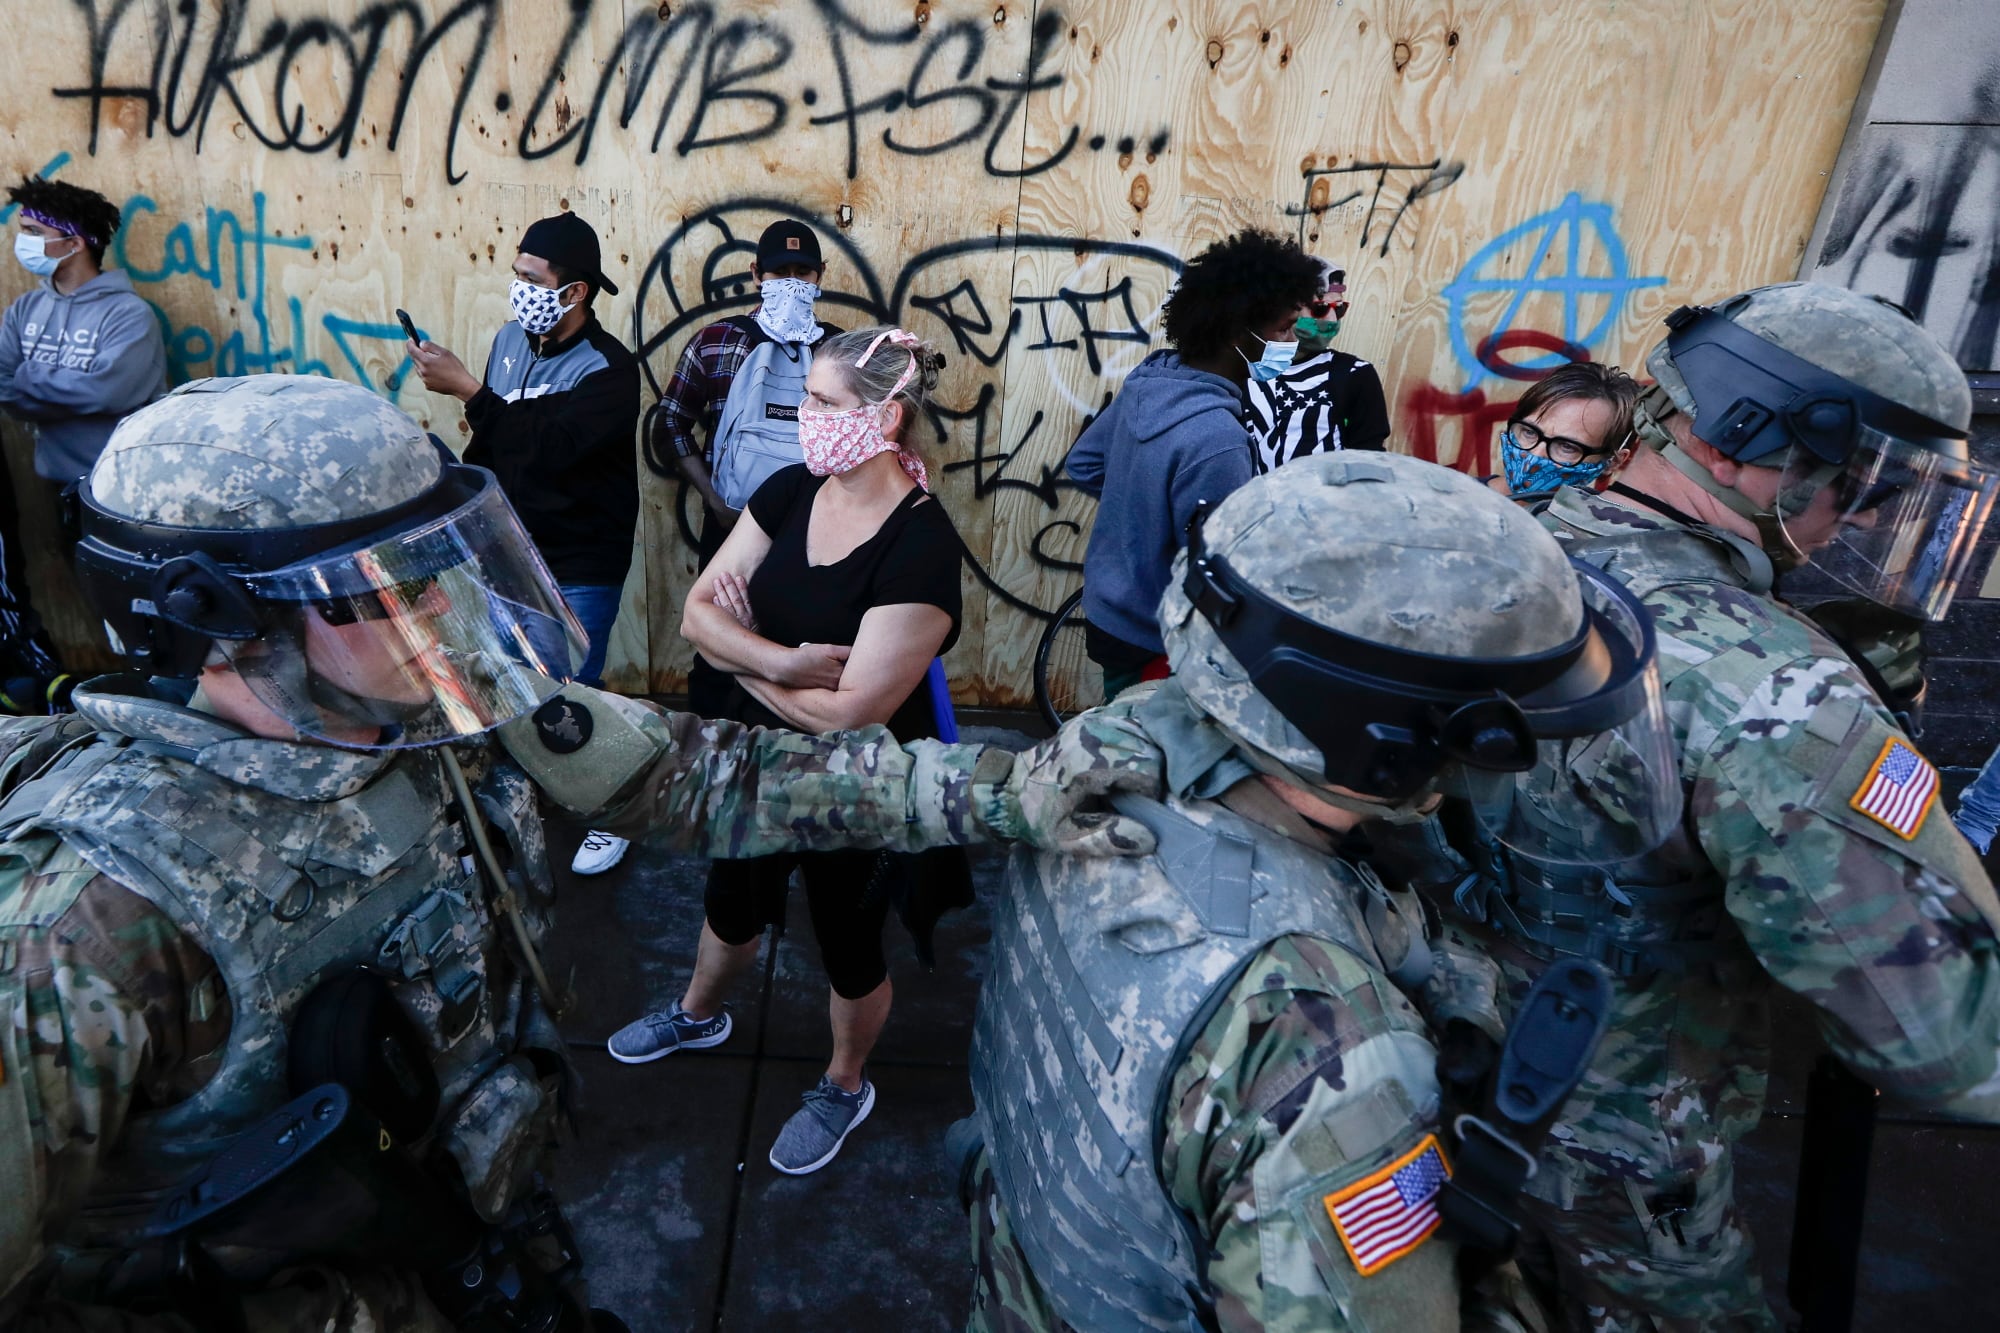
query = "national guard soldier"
xmin=0 ymin=375 xmax=1158 ymax=1332
xmin=955 ymin=451 xmax=1681 ymax=1332
xmin=1372 ymin=283 xmax=2000 ymax=1331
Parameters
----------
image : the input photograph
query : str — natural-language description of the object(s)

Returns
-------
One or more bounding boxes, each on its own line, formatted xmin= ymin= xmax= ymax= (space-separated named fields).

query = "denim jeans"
xmin=558 ymin=583 xmax=623 ymax=688
xmin=1954 ymin=742 xmax=2000 ymax=856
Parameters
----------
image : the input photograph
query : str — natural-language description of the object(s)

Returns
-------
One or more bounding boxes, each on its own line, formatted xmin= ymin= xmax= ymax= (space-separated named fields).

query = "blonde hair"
xmin=818 ymin=326 xmax=945 ymax=443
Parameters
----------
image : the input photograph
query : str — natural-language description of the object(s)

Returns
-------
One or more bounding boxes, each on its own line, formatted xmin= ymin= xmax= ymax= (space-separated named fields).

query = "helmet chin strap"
xmin=1227 ymin=728 xmax=1442 ymax=825
xmin=1643 ymin=388 xmax=1831 ymax=576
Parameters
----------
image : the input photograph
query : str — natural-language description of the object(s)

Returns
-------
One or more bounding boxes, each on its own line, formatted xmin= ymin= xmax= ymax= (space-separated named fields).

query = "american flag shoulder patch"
xmin=1848 ymin=737 xmax=1939 ymax=841
xmin=1322 ymin=1133 xmax=1451 ymax=1277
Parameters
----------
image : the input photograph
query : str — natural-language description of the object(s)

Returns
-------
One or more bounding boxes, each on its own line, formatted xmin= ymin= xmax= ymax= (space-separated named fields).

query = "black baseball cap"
xmin=519 ymin=212 xmax=618 ymax=297
xmin=755 ymin=220 xmax=824 ymax=271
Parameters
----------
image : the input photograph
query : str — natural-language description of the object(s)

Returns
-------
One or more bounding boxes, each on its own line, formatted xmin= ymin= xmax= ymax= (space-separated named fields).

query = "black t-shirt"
xmin=1244 ymin=349 xmax=1392 ymax=473
xmin=723 ymin=464 xmax=963 ymax=740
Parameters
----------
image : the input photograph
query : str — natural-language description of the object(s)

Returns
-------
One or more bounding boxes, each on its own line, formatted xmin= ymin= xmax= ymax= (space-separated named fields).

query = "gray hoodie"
xmin=0 ymin=269 xmax=168 ymax=481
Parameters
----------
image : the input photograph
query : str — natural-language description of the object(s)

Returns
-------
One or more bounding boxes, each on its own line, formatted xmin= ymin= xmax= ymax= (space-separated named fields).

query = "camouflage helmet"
xmin=1636 ymin=282 xmax=1992 ymax=619
xmin=1645 ymin=281 xmax=1970 ymax=435
xmin=91 ymin=374 xmax=442 ymax=531
xmin=1160 ymin=452 xmax=1663 ymax=803
xmin=76 ymin=375 xmax=581 ymax=744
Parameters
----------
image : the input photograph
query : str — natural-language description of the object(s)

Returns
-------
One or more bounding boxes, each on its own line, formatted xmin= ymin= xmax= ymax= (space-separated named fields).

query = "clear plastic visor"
xmin=219 ymin=478 xmax=584 ymax=749
xmin=1449 ymin=566 xmax=1684 ymax=863
xmin=1777 ymin=430 xmax=1999 ymax=621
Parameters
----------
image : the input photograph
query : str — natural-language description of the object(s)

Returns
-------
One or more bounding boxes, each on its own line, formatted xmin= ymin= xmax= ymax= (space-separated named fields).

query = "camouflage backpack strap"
xmin=1561 ymin=520 xmax=1771 ymax=602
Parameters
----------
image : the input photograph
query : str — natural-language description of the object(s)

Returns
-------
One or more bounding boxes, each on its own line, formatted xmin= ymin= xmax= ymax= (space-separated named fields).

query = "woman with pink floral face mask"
xmin=607 ymin=326 xmax=972 ymax=1176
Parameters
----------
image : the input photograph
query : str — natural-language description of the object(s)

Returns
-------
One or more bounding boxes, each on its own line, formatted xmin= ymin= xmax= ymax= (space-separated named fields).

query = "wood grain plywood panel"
xmin=0 ymin=0 xmax=1886 ymax=704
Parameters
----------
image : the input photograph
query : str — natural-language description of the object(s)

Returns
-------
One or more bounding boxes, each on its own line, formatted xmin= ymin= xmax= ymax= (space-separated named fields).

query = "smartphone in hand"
xmin=396 ymin=309 xmax=421 ymax=345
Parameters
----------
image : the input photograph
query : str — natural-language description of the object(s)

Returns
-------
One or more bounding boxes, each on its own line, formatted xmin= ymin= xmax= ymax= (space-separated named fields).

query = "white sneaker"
xmin=571 ymin=831 xmax=630 ymax=875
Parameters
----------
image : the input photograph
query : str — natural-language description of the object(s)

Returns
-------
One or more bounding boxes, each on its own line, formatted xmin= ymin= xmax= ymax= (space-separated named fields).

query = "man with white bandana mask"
xmin=650 ymin=219 xmax=841 ymax=874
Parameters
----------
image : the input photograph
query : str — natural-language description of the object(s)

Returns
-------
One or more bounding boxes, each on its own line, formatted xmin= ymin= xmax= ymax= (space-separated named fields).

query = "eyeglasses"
xmin=1506 ymin=420 xmax=1618 ymax=467
xmin=311 ymin=575 xmax=440 ymax=626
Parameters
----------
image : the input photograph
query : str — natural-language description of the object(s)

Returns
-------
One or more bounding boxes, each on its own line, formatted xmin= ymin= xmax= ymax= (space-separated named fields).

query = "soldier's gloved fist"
xmin=999 ymin=710 xmax=1166 ymax=857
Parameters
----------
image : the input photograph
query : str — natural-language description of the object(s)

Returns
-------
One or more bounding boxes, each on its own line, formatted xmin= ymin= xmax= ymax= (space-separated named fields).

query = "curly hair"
xmin=7 ymin=176 xmax=123 ymax=264
xmin=1162 ymin=229 xmax=1324 ymax=362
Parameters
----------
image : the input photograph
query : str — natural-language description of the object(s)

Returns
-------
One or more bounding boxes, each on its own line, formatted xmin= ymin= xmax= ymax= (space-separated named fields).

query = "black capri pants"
xmin=704 ymin=848 xmax=893 ymax=1000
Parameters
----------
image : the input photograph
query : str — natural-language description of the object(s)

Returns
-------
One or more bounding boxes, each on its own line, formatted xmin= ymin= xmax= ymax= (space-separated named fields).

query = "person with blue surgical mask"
xmin=1 ymin=174 xmax=167 ymax=486
xmin=1488 ymin=361 xmax=1641 ymax=502
xmin=1067 ymin=229 xmax=1319 ymax=699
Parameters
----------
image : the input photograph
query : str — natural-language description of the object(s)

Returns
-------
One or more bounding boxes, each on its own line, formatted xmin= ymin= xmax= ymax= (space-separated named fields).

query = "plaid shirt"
xmin=659 ymin=319 xmax=759 ymax=464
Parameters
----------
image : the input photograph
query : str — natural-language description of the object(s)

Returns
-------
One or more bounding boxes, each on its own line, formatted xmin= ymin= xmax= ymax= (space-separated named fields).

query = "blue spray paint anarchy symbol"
xmin=1443 ymin=192 xmax=1667 ymax=392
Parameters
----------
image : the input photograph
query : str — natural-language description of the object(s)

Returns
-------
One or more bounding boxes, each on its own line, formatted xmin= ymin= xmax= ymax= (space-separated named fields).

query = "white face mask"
xmin=756 ymin=277 xmax=822 ymax=344
xmin=509 ymin=277 xmax=579 ymax=335
xmin=14 ymin=232 xmax=68 ymax=278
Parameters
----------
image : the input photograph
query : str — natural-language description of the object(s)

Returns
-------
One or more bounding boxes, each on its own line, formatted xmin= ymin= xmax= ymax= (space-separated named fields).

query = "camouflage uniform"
xmin=964 ymin=687 xmax=1542 ymax=1333
xmin=958 ymin=452 xmax=1659 ymax=1333
xmin=0 ymin=376 xmax=1160 ymax=1331
xmin=1388 ymin=484 xmax=2000 ymax=1333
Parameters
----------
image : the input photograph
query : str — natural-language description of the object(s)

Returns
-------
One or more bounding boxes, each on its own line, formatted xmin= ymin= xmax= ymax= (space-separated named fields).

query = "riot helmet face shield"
xmin=1448 ymin=565 xmax=1683 ymax=864
xmin=1664 ymin=304 xmax=1996 ymax=619
xmin=1181 ymin=515 xmax=1681 ymax=854
xmin=1772 ymin=430 xmax=1998 ymax=621
xmin=78 ymin=465 xmax=583 ymax=749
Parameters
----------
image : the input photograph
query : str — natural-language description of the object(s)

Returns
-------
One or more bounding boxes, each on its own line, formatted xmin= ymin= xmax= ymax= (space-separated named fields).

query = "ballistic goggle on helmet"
xmin=1162 ymin=452 xmax=1681 ymax=861
xmin=1651 ymin=284 xmax=1996 ymax=620
xmin=76 ymin=375 xmax=584 ymax=749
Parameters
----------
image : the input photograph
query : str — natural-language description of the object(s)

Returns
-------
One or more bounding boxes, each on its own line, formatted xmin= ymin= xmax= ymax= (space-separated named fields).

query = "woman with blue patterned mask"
xmin=1489 ymin=362 xmax=1641 ymax=501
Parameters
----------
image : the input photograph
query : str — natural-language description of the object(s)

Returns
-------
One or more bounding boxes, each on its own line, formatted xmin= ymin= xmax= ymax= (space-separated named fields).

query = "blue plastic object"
xmin=926 ymin=658 xmax=959 ymax=743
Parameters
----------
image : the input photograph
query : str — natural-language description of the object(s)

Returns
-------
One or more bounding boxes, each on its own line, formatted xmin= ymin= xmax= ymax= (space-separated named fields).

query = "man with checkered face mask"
xmin=410 ymin=212 xmax=640 ymax=716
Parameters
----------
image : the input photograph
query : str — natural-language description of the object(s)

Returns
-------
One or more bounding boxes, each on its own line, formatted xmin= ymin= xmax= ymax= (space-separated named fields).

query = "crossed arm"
xmin=680 ymin=507 xmax=949 ymax=734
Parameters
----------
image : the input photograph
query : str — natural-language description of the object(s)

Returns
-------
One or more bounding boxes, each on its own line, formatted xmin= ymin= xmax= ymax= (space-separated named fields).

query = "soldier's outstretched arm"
xmin=496 ymin=683 xmax=1164 ymax=859
xmin=0 ymin=846 xmax=224 ymax=1330
xmin=1701 ymin=657 xmax=2000 ymax=1113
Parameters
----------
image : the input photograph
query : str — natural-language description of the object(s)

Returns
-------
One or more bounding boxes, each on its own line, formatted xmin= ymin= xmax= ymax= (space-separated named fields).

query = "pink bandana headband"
xmin=21 ymin=207 xmax=95 ymax=247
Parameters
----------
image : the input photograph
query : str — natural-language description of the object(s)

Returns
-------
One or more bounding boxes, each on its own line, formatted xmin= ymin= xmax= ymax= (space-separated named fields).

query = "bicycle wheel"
xmin=1032 ymin=588 xmax=1097 ymax=731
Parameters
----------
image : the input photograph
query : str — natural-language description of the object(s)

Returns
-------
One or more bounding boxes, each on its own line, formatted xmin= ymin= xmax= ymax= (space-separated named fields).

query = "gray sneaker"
xmin=769 ymin=1075 xmax=875 ymax=1175
xmin=606 ymin=1006 xmax=732 ymax=1064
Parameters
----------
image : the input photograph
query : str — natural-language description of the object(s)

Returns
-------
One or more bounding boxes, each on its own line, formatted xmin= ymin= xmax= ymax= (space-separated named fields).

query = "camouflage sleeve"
xmin=1 ymin=837 xmax=228 ymax=1323
xmin=1696 ymin=652 xmax=2000 ymax=1105
xmin=495 ymin=684 xmax=1163 ymax=859
xmin=1156 ymin=935 xmax=1464 ymax=1333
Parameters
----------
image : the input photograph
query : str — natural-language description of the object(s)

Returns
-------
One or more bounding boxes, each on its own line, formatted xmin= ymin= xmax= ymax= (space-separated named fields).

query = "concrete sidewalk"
xmin=540 ymin=728 xmax=2000 ymax=1333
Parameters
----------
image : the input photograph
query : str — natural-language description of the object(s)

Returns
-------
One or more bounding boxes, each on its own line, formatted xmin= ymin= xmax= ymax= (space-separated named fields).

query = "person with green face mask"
xmin=1244 ymin=259 xmax=1392 ymax=472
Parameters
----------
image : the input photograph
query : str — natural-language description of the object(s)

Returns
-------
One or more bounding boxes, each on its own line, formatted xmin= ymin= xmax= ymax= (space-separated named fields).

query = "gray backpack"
xmin=712 ymin=319 xmax=830 ymax=509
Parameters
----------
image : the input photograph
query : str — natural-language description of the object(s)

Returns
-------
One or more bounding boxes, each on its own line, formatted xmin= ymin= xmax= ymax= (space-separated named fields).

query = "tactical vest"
xmin=1426 ymin=498 xmax=1779 ymax=979
xmin=712 ymin=322 xmax=814 ymax=510
xmin=970 ymin=791 xmax=1408 ymax=1332
xmin=0 ymin=679 xmax=559 ymax=1256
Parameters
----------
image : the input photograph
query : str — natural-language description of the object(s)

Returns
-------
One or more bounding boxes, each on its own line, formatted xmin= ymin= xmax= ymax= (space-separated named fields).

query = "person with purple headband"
xmin=1 ymin=175 xmax=167 ymax=485
xmin=0 ymin=174 xmax=166 ymax=715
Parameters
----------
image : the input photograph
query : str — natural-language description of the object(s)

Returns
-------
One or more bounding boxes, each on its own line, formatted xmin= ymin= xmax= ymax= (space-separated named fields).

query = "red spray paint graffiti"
xmin=1403 ymin=330 xmax=1593 ymax=474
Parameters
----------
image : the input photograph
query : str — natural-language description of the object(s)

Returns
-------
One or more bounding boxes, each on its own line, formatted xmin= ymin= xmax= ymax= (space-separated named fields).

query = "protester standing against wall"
xmin=1244 ymin=260 xmax=1391 ymax=471
xmin=657 ymin=219 xmax=840 ymax=717
xmin=608 ymin=326 xmax=971 ymax=1176
xmin=408 ymin=211 xmax=641 ymax=873
xmin=1067 ymin=229 xmax=1321 ymax=698
xmin=0 ymin=175 xmax=167 ymax=705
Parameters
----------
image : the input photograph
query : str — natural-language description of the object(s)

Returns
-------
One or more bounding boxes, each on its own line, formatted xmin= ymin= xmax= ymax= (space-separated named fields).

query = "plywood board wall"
xmin=1 ymin=0 xmax=1886 ymax=705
